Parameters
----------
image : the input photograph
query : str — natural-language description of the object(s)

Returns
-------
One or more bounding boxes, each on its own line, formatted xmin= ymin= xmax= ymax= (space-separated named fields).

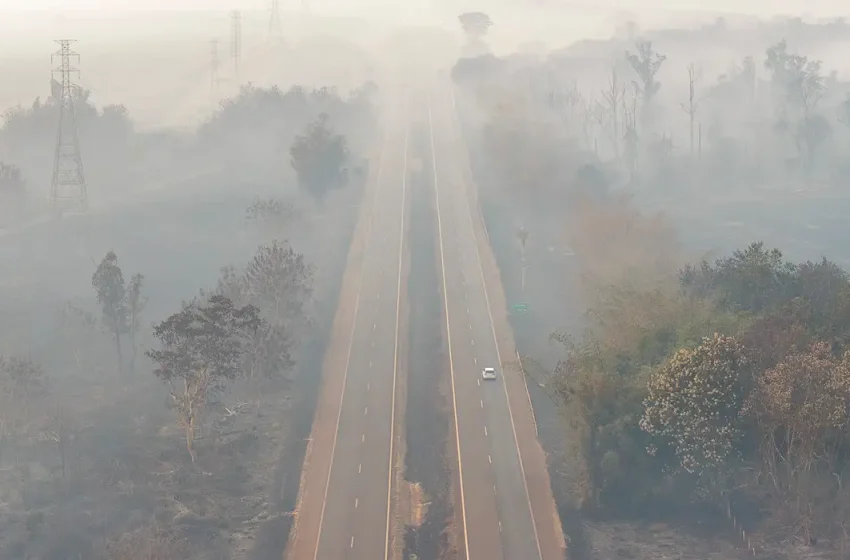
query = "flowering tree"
xmin=641 ymin=333 xmax=748 ymax=475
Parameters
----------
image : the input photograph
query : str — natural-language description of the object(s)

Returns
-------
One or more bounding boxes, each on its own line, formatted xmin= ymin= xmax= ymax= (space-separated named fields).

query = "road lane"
xmin=443 ymin=83 xmax=567 ymax=560
xmin=428 ymin=104 xmax=505 ymax=560
xmin=286 ymin=99 xmax=409 ymax=560
xmin=428 ymin=87 xmax=564 ymax=560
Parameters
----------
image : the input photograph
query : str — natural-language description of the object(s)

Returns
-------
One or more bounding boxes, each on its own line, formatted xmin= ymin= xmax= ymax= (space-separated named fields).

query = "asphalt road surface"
xmin=427 ymin=86 xmax=564 ymax=560
xmin=286 ymin=98 xmax=409 ymax=560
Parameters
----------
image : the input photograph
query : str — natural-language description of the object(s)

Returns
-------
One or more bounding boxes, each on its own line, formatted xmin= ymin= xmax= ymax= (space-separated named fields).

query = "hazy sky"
xmin=0 ymin=0 xmax=848 ymax=17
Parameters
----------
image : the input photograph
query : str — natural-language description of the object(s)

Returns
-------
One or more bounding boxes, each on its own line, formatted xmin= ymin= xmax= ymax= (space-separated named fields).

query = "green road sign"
xmin=511 ymin=303 xmax=528 ymax=313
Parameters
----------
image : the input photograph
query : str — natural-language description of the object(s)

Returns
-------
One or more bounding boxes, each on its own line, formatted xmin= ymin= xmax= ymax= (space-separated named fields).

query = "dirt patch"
xmin=400 ymin=481 xmax=430 ymax=528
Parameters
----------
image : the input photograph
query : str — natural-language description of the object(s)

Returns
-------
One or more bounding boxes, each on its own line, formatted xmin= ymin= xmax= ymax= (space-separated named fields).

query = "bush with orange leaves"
xmin=746 ymin=342 xmax=850 ymax=544
xmin=566 ymin=191 xmax=682 ymax=300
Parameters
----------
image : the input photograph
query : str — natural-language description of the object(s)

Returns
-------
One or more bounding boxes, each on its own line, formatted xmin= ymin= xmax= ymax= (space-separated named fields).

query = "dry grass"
xmin=566 ymin=191 xmax=683 ymax=302
xmin=102 ymin=524 xmax=189 ymax=560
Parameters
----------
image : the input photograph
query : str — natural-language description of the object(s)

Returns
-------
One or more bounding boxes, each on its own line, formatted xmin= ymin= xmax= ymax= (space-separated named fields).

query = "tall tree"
xmin=147 ymin=294 xmax=262 ymax=462
xmin=626 ymin=40 xmax=667 ymax=127
xmin=126 ymin=273 xmax=147 ymax=375
xmin=244 ymin=240 xmax=314 ymax=327
xmin=764 ymin=40 xmax=829 ymax=171
xmin=290 ymin=113 xmax=349 ymax=201
xmin=92 ymin=251 xmax=128 ymax=373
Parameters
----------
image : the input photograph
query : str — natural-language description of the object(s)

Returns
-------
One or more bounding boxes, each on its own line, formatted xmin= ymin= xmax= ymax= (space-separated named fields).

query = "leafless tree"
xmin=680 ymin=63 xmax=707 ymax=156
xmin=598 ymin=66 xmax=627 ymax=162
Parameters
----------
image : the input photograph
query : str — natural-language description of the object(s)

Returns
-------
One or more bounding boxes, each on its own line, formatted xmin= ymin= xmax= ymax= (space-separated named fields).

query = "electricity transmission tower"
xmin=210 ymin=38 xmax=222 ymax=98
xmin=50 ymin=39 xmax=87 ymax=213
xmin=268 ymin=0 xmax=282 ymax=40
xmin=302 ymin=0 xmax=311 ymax=15
xmin=230 ymin=10 xmax=242 ymax=84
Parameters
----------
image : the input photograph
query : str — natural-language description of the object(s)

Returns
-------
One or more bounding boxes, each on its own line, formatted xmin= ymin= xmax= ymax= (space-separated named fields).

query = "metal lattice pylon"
xmin=230 ymin=11 xmax=242 ymax=84
xmin=50 ymin=39 xmax=88 ymax=213
xmin=269 ymin=0 xmax=282 ymax=40
xmin=210 ymin=38 xmax=222 ymax=99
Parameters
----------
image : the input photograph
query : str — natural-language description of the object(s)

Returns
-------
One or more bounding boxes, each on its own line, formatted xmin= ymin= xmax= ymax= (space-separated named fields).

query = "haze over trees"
xmin=0 ymin=45 xmax=375 ymax=556
xmin=0 ymin=80 xmax=376 ymax=227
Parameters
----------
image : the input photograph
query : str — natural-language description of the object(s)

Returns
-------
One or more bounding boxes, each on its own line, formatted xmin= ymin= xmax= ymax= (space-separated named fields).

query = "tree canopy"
xmin=147 ymin=294 xmax=262 ymax=462
xmin=289 ymin=113 xmax=349 ymax=200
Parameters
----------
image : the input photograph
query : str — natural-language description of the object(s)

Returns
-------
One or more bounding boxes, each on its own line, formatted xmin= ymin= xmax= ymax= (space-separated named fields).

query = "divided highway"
xmin=286 ymin=98 xmax=409 ymax=560
xmin=286 ymin=84 xmax=564 ymax=560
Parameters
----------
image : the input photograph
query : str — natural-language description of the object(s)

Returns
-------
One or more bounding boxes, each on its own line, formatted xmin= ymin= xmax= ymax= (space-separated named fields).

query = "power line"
xmin=50 ymin=39 xmax=87 ymax=213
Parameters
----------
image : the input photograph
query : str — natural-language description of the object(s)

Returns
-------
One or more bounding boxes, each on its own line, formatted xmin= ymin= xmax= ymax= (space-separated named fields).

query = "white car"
xmin=482 ymin=367 xmax=497 ymax=380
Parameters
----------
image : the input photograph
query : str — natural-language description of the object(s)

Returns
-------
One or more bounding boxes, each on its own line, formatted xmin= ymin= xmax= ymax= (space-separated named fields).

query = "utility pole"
xmin=269 ymin=0 xmax=282 ymax=40
xmin=230 ymin=10 xmax=242 ymax=85
xmin=50 ymin=39 xmax=87 ymax=213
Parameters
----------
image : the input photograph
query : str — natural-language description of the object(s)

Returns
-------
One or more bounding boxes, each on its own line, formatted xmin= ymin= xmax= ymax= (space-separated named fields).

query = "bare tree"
xmin=622 ymin=83 xmax=640 ymax=178
xmin=598 ymin=66 xmax=627 ymax=162
xmin=147 ymin=294 xmax=262 ymax=462
xmin=680 ymin=63 xmax=706 ymax=156
xmin=626 ymin=40 xmax=667 ymax=127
